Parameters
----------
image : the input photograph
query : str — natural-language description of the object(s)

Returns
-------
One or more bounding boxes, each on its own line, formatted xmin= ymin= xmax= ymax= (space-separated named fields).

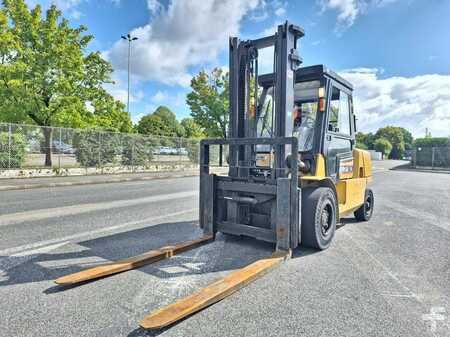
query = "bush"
xmin=355 ymin=142 xmax=368 ymax=150
xmin=374 ymin=138 xmax=392 ymax=159
xmin=121 ymin=136 xmax=156 ymax=166
xmin=0 ymin=132 xmax=27 ymax=168
xmin=74 ymin=131 xmax=120 ymax=167
xmin=413 ymin=137 xmax=450 ymax=148
xmin=185 ymin=139 xmax=200 ymax=164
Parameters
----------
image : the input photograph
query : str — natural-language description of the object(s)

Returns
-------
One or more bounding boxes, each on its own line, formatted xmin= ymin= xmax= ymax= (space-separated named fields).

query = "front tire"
xmin=301 ymin=187 xmax=337 ymax=250
xmin=354 ymin=188 xmax=374 ymax=221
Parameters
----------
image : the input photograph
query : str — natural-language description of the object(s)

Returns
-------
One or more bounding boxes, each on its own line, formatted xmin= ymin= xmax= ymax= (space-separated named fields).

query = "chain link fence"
xmin=412 ymin=146 xmax=450 ymax=170
xmin=0 ymin=123 xmax=223 ymax=172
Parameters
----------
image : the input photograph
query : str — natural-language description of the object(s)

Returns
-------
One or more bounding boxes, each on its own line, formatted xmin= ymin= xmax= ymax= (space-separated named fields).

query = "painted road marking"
xmin=0 ymin=208 xmax=198 ymax=256
xmin=0 ymin=190 xmax=198 ymax=227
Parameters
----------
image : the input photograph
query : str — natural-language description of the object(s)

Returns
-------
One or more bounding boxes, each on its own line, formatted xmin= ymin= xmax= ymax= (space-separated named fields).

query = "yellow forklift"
xmin=55 ymin=21 xmax=374 ymax=329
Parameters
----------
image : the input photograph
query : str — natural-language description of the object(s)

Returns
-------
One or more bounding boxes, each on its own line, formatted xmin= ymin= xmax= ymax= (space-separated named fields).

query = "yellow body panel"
xmin=300 ymin=150 xmax=372 ymax=218
xmin=336 ymin=178 xmax=367 ymax=216
xmin=301 ymin=154 xmax=326 ymax=181
xmin=353 ymin=148 xmax=372 ymax=179
xmin=338 ymin=149 xmax=372 ymax=216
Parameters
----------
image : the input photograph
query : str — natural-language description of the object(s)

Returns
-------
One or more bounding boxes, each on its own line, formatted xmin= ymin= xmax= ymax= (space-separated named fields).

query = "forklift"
xmin=55 ymin=21 xmax=374 ymax=329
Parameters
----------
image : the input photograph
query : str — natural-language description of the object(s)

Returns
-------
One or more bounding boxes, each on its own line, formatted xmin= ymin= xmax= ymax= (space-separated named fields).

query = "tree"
xmin=355 ymin=142 xmax=368 ymax=150
xmin=187 ymin=68 xmax=229 ymax=138
xmin=0 ymin=0 xmax=131 ymax=166
xmin=137 ymin=114 xmax=169 ymax=137
xmin=136 ymin=106 xmax=184 ymax=138
xmin=375 ymin=126 xmax=405 ymax=159
xmin=356 ymin=132 xmax=376 ymax=149
xmin=0 ymin=132 xmax=26 ymax=168
xmin=414 ymin=137 xmax=450 ymax=148
xmin=374 ymin=138 xmax=392 ymax=159
xmin=398 ymin=127 xmax=413 ymax=150
xmin=180 ymin=118 xmax=205 ymax=139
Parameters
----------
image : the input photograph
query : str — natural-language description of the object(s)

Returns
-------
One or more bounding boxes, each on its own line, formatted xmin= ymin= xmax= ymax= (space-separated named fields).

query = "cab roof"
xmin=258 ymin=64 xmax=353 ymax=91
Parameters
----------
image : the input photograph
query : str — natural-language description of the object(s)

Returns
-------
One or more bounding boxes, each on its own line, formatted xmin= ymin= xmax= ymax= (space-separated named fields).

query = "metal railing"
xmin=412 ymin=146 xmax=450 ymax=169
xmin=0 ymin=123 xmax=210 ymax=171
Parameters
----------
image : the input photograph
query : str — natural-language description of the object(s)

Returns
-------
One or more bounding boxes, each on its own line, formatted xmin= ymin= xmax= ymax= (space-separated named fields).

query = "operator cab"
xmin=257 ymin=65 xmax=356 ymax=179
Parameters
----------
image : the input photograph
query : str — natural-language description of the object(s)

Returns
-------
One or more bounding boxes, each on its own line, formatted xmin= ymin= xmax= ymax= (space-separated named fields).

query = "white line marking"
xmin=11 ymin=241 xmax=69 ymax=257
xmin=381 ymin=293 xmax=417 ymax=298
xmin=385 ymin=200 xmax=449 ymax=232
xmin=0 ymin=190 xmax=198 ymax=227
xmin=0 ymin=208 xmax=198 ymax=256
xmin=342 ymin=231 xmax=420 ymax=302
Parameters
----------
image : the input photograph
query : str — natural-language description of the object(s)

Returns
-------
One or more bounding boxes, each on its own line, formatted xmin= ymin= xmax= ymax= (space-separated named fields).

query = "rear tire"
xmin=301 ymin=187 xmax=337 ymax=250
xmin=354 ymin=188 xmax=374 ymax=221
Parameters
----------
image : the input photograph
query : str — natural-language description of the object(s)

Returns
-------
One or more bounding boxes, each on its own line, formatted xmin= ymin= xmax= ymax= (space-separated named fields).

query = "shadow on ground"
xmin=0 ymin=219 xmax=348 ymax=336
xmin=0 ymin=220 xmax=200 ymax=288
xmin=0 ymin=220 xmax=284 ymax=291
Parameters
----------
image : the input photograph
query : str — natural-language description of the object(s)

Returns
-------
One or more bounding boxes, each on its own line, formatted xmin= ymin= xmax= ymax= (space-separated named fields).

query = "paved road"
xmin=0 ymin=161 xmax=449 ymax=337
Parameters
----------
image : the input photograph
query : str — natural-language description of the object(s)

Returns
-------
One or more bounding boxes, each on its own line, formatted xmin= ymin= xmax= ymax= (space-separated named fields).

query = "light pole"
xmin=121 ymin=33 xmax=138 ymax=116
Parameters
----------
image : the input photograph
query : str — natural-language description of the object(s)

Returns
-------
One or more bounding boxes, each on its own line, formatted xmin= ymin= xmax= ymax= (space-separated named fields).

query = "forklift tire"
xmin=301 ymin=187 xmax=337 ymax=250
xmin=354 ymin=188 xmax=374 ymax=221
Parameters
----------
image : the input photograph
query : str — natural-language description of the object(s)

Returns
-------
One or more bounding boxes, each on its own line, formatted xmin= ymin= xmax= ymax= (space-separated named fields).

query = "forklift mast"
xmin=228 ymin=21 xmax=304 ymax=178
xmin=199 ymin=21 xmax=305 ymax=251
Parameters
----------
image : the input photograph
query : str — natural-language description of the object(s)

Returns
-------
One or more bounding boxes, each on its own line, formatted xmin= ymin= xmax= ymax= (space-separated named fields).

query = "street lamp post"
xmin=121 ymin=34 xmax=138 ymax=116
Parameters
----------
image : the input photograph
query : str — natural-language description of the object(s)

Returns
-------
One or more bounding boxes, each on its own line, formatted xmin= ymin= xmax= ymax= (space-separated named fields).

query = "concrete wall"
xmin=368 ymin=150 xmax=383 ymax=161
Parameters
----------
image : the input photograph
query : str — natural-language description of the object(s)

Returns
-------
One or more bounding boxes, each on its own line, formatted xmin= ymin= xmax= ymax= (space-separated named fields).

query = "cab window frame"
xmin=326 ymin=82 xmax=353 ymax=139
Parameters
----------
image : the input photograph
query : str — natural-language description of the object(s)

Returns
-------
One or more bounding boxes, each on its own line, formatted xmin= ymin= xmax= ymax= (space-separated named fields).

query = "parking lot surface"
xmin=0 ymin=160 xmax=449 ymax=337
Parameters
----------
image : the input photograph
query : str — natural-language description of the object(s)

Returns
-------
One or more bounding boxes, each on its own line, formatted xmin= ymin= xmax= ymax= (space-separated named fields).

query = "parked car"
xmin=52 ymin=140 xmax=76 ymax=154
xmin=177 ymin=147 xmax=188 ymax=155
xmin=157 ymin=146 xmax=177 ymax=155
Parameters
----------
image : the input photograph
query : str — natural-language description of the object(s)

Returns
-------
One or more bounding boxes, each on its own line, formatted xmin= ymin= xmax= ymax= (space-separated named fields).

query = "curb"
xmin=390 ymin=167 xmax=450 ymax=174
xmin=0 ymin=172 xmax=199 ymax=191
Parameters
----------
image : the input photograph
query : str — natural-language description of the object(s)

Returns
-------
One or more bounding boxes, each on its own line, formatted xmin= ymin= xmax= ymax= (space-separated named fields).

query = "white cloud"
xmin=319 ymin=0 xmax=399 ymax=32
xmin=105 ymin=0 xmax=264 ymax=87
xmin=107 ymin=85 xmax=144 ymax=104
xmin=340 ymin=68 xmax=450 ymax=137
xmin=70 ymin=9 xmax=83 ymax=19
xmin=147 ymin=0 xmax=163 ymax=14
xmin=151 ymin=90 xmax=168 ymax=103
xmin=320 ymin=0 xmax=359 ymax=29
xmin=275 ymin=6 xmax=286 ymax=17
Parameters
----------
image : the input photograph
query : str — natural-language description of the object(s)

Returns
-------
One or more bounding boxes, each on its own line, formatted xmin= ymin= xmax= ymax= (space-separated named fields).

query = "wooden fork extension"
xmin=54 ymin=235 xmax=214 ymax=285
xmin=139 ymin=249 xmax=291 ymax=329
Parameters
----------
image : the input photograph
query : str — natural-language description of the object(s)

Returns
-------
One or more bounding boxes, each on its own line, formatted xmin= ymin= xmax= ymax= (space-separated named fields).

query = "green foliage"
xmin=73 ymin=131 xmax=120 ymax=167
xmin=356 ymin=132 xmax=376 ymax=149
xmin=121 ymin=135 xmax=155 ymax=166
xmin=399 ymin=128 xmax=413 ymax=150
xmin=185 ymin=139 xmax=200 ymax=164
xmin=0 ymin=0 xmax=131 ymax=166
xmin=180 ymin=118 xmax=205 ymax=139
xmin=413 ymin=137 xmax=450 ymax=148
xmin=374 ymin=138 xmax=392 ymax=159
xmin=187 ymin=68 xmax=229 ymax=138
xmin=0 ymin=132 xmax=26 ymax=168
xmin=137 ymin=106 xmax=184 ymax=138
xmin=375 ymin=126 xmax=406 ymax=159
xmin=355 ymin=142 xmax=368 ymax=150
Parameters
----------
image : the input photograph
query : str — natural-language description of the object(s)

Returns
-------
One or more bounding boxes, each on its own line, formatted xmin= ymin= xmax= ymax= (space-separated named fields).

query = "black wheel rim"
xmin=364 ymin=193 xmax=372 ymax=217
xmin=320 ymin=204 xmax=333 ymax=236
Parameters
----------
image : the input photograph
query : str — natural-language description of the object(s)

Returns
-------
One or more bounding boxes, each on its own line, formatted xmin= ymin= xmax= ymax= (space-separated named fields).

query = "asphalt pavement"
xmin=0 ymin=160 xmax=449 ymax=337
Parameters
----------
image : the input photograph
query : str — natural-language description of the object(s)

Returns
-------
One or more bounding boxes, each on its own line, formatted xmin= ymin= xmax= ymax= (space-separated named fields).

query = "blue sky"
xmin=25 ymin=0 xmax=450 ymax=137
